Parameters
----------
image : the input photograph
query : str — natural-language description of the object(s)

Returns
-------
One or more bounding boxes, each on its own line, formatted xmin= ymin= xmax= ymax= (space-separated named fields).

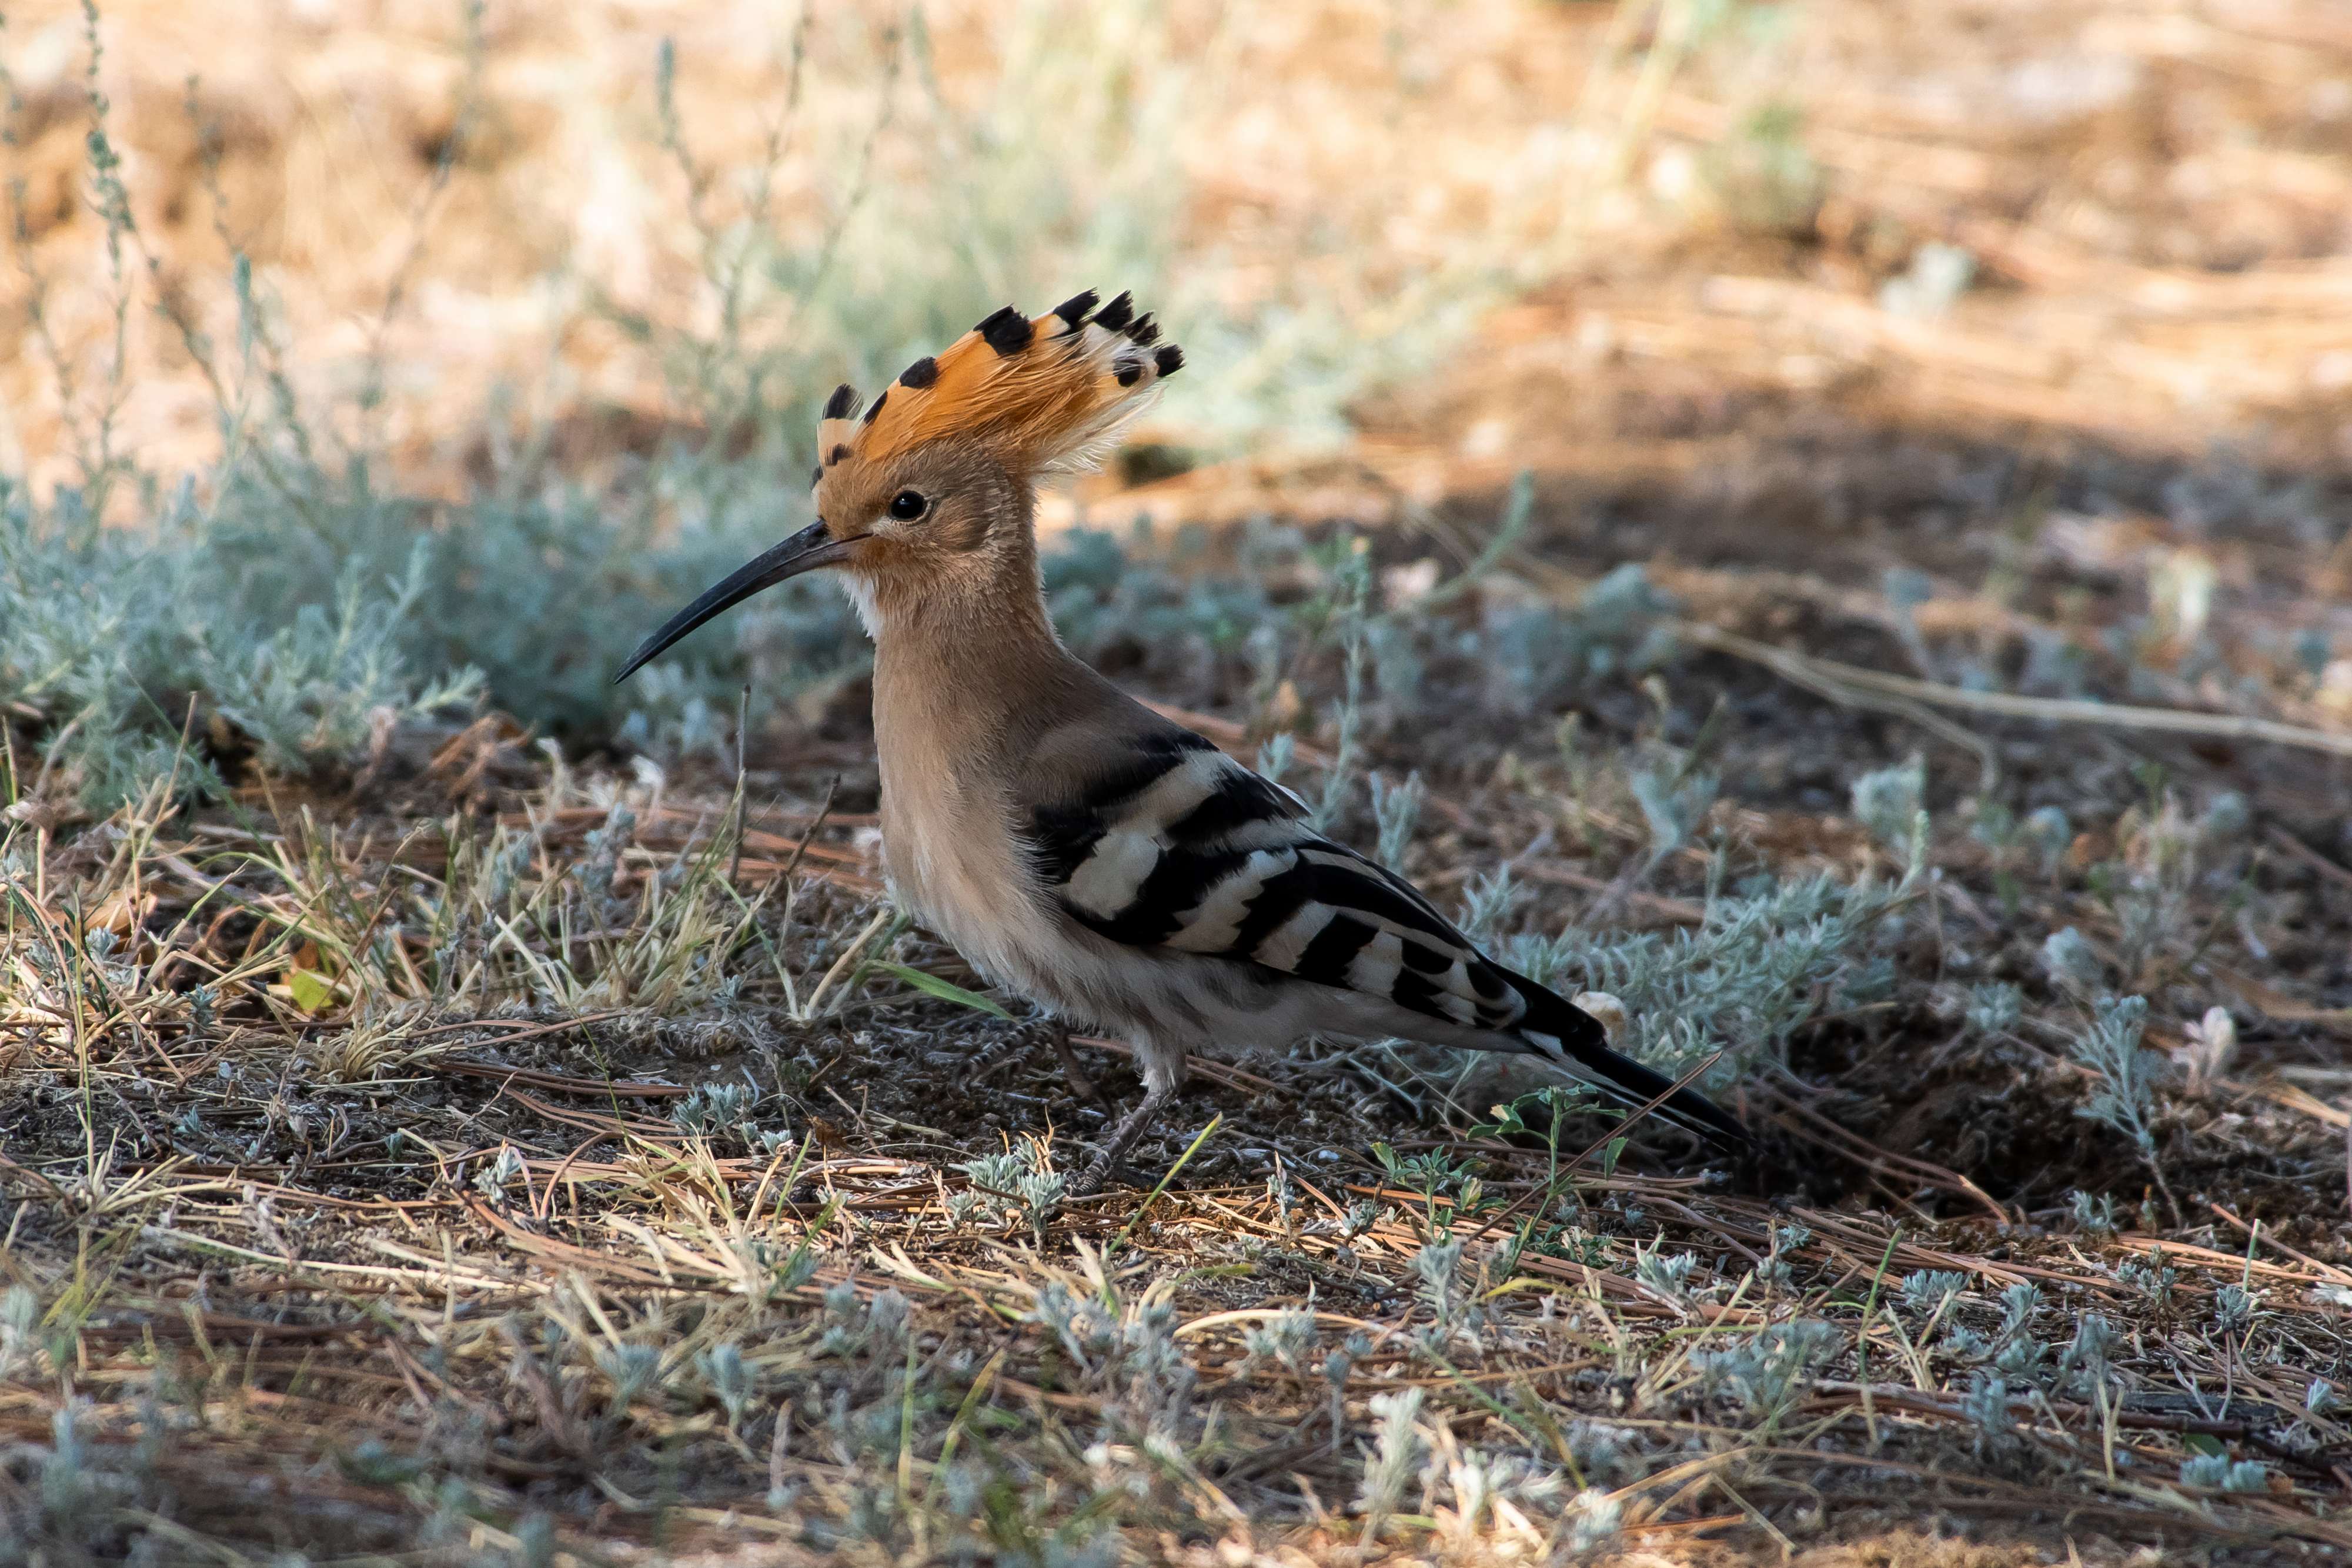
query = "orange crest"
xmin=816 ymin=289 xmax=1182 ymax=484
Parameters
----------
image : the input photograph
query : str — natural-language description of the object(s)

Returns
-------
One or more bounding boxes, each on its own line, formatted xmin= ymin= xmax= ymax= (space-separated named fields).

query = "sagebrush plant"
xmin=1850 ymin=755 xmax=1925 ymax=852
xmin=1495 ymin=843 xmax=1925 ymax=1084
xmin=2068 ymin=987 xmax=2183 ymax=1225
xmin=0 ymin=485 xmax=482 ymax=808
xmin=2070 ymin=994 xmax=2159 ymax=1155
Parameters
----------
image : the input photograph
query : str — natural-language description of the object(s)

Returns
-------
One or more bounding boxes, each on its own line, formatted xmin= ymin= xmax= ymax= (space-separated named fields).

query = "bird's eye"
xmin=887 ymin=489 xmax=928 ymax=521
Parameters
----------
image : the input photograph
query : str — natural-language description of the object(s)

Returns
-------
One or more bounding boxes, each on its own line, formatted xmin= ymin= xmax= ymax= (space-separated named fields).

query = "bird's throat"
xmin=860 ymin=558 xmax=1073 ymax=777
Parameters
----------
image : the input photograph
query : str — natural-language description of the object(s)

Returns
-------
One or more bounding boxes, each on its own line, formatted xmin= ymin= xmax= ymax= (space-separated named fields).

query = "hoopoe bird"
xmin=617 ymin=290 xmax=1746 ymax=1191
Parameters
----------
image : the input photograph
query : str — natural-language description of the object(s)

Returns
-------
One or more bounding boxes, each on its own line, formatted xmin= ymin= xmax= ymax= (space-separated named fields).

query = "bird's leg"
xmin=1040 ymin=1017 xmax=1112 ymax=1114
xmin=1071 ymin=1082 xmax=1176 ymax=1196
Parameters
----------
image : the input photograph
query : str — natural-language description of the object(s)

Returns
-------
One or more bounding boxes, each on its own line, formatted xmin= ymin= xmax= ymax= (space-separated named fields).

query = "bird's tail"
xmin=1503 ymin=970 xmax=1749 ymax=1149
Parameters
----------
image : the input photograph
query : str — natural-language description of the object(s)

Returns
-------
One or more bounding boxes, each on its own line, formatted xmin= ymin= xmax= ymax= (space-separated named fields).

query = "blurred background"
xmin=3 ymin=0 xmax=2350 ymax=803
xmin=6 ymin=0 xmax=2347 ymax=469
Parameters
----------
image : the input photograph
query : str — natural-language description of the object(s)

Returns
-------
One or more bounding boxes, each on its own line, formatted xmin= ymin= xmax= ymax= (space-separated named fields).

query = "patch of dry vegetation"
xmin=6 ymin=505 xmax=2352 ymax=1559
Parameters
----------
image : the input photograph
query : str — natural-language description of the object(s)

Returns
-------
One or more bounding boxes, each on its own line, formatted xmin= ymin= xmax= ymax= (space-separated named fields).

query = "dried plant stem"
xmin=1682 ymin=622 xmax=2352 ymax=761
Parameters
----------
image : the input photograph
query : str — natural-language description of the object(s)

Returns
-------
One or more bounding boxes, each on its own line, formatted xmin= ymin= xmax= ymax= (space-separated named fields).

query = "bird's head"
xmin=616 ymin=289 xmax=1181 ymax=681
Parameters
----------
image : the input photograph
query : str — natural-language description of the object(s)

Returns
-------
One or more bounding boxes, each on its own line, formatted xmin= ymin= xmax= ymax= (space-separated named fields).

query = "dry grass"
xmin=4 ymin=686 xmax=2351 ymax=1562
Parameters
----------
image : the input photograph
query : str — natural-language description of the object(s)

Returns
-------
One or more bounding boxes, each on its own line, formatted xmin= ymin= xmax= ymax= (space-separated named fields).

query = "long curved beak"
xmin=613 ymin=520 xmax=849 ymax=684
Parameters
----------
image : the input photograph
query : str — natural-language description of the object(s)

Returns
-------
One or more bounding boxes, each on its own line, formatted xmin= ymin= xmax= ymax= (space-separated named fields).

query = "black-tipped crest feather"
xmin=818 ymin=286 xmax=1182 ymax=479
xmin=977 ymin=305 xmax=1033 ymax=355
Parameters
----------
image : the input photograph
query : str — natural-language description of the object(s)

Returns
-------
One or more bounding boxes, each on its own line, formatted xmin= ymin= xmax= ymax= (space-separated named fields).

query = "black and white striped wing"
xmin=1025 ymin=731 xmax=1531 ymax=1036
xmin=1024 ymin=727 xmax=1747 ymax=1149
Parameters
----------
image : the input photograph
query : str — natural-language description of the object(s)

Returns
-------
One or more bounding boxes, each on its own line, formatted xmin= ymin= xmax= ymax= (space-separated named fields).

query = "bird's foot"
xmin=1038 ymin=1019 xmax=1116 ymax=1115
xmin=1069 ymin=1154 xmax=1118 ymax=1199
xmin=1069 ymin=1083 xmax=1176 ymax=1198
xmin=1071 ymin=1151 xmax=1155 ymax=1198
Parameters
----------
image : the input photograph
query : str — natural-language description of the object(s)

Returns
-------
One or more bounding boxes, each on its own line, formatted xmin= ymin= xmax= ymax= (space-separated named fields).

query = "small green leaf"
xmin=1470 ymin=1092 xmax=1540 ymax=1141
xmin=287 ymin=968 xmax=335 ymax=1014
xmin=866 ymin=961 xmax=1011 ymax=1019
xmin=2184 ymin=1432 xmax=2226 ymax=1458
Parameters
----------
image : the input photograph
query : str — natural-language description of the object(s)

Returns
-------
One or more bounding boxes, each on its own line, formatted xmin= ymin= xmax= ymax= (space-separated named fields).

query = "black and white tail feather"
xmin=1024 ymin=726 xmax=1746 ymax=1149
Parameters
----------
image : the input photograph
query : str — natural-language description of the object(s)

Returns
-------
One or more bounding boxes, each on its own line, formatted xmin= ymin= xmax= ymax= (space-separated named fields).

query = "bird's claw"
xmin=1068 ymin=1152 xmax=1143 ymax=1198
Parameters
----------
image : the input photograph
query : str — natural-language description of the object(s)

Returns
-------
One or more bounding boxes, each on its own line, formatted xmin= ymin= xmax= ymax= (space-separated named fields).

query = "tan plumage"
xmin=618 ymin=290 xmax=1743 ymax=1191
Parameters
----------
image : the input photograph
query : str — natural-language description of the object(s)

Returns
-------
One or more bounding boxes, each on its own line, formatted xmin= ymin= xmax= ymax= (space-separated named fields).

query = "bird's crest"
xmin=816 ymin=289 xmax=1181 ymax=484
